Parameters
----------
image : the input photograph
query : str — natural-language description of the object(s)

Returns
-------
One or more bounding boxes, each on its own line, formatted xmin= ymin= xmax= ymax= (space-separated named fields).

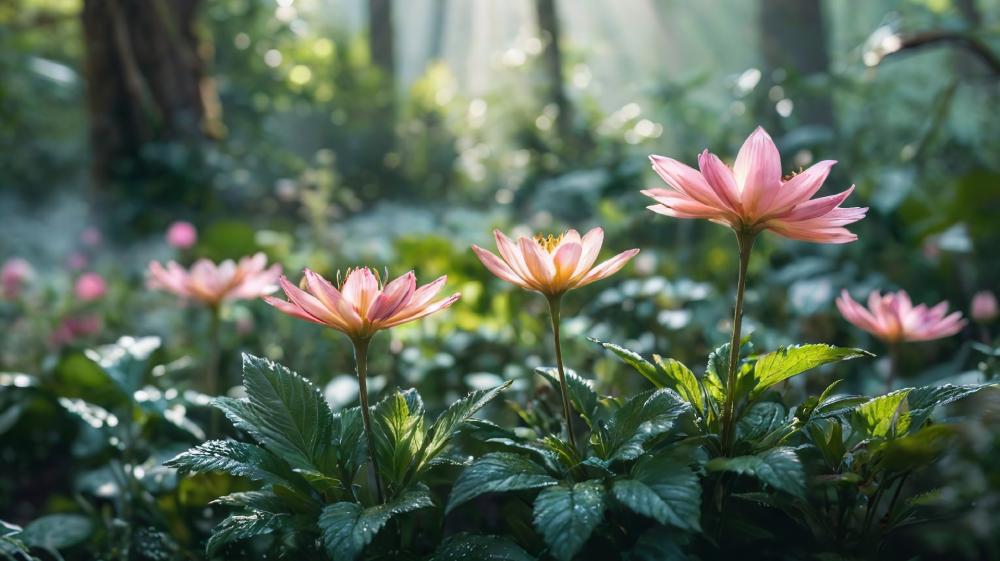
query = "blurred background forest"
xmin=1 ymin=0 xmax=999 ymax=558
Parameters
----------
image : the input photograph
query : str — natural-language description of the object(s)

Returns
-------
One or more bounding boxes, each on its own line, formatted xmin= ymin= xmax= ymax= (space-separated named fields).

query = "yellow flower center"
xmin=533 ymin=233 xmax=564 ymax=253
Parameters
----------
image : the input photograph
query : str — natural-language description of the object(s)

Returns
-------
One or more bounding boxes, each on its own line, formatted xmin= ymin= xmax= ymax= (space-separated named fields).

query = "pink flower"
xmin=50 ymin=314 xmax=103 ymax=347
xmin=644 ymin=127 xmax=867 ymax=244
xmin=166 ymin=221 xmax=198 ymax=249
xmin=264 ymin=268 xmax=460 ymax=341
xmin=1 ymin=258 xmax=34 ymax=299
xmin=81 ymin=227 xmax=102 ymax=247
xmin=148 ymin=253 xmax=282 ymax=306
xmin=472 ymin=228 xmax=639 ymax=298
xmin=66 ymin=252 xmax=89 ymax=271
xmin=836 ymin=289 xmax=966 ymax=343
xmin=971 ymin=291 xmax=998 ymax=324
xmin=74 ymin=272 xmax=107 ymax=302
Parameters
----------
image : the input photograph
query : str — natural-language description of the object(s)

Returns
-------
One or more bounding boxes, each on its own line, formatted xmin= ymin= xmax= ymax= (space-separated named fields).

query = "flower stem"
xmin=546 ymin=296 xmax=577 ymax=450
xmin=720 ymin=231 xmax=755 ymax=456
xmin=886 ymin=342 xmax=900 ymax=393
xmin=206 ymin=304 xmax=222 ymax=437
xmin=353 ymin=337 xmax=385 ymax=504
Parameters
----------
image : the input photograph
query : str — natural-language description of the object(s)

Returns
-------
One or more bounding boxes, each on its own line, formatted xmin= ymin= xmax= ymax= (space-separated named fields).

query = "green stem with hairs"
xmin=353 ymin=336 xmax=385 ymax=504
xmin=720 ymin=231 xmax=756 ymax=456
xmin=546 ymin=295 xmax=577 ymax=450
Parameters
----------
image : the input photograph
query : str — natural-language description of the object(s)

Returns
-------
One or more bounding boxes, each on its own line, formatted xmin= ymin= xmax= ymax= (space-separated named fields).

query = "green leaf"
xmin=240 ymin=354 xmax=336 ymax=474
xmin=84 ymin=336 xmax=161 ymax=397
xmin=334 ymin=406 xmax=367 ymax=481
xmin=212 ymin=491 xmax=289 ymax=513
xmin=652 ymin=355 xmax=704 ymax=416
xmin=852 ymin=389 xmax=912 ymax=438
xmin=206 ymin=512 xmax=283 ymax=557
xmin=906 ymin=383 xmax=998 ymax=420
xmin=613 ymin=453 xmax=701 ymax=531
xmin=429 ymin=533 xmax=536 ymax=561
xmin=21 ymin=514 xmax=93 ymax=550
xmin=877 ymin=424 xmax=959 ymax=473
xmin=751 ymin=345 xmax=871 ymax=397
xmin=736 ymin=401 xmax=790 ymax=444
xmin=419 ymin=381 xmax=512 ymax=471
xmin=372 ymin=389 xmax=426 ymax=486
xmin=58 ymin=398 xmax=120 ymax=433
xmin=447 ymin=452 xmax=559 ymax=513
xmin=319 ymin=485 xmax=433 ymax=561
xmin=165 ymin=440 xmax=304 ymax=491
xmin=706 ymin=447 xmax=806 ymax=497
xmin=600 ymin=389 xmax=692 ymax=462
xmin=535 ymin=367 xmax=598 ymax=427
xmin=589 ymin=338 xmax=659 ymax=386
xmin=628 ymin=527 xmax=689 ymax=561
xmin=532 ymin=481 xmax=606 ymax=561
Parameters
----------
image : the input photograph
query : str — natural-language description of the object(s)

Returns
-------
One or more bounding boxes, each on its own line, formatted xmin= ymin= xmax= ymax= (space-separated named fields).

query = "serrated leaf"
xmin=852 ymin=389 xmax=911 ymax=438
xmin=613 ymin=453 xmax=701 ymax=531
xmin=751 ymin=345 xmax=870 ymax=397
xmin=877 ymin=424 xmax=958 ymax=472
xmin=536 ymin=368 xmax=598 ymax=427
xmin=419 ymin=382 xmax=512 ymax=471
xmin=429 ymin=533 xmax=535 ymax=561
xmin=906 ymin=383 xmax=998 ymax=421
xmin=334 ymin=406 xmax=367 ymax=481
xmin=319 ymin=485 xmax=433 ymax=561
xmin=736 ymin=401 xmax=788 ymax=443
xmin=21 ymin=514 xmax=93 ymax=550
xmin=212 ymin=491 xmax=289 ymax=513
xmin=652 ymin=355 xmax=704 ymax=416
xmin=706 ymin=447 xmax=806 ymax=497
xmin=600 ymin=388 xmax=692 ymax=462
xmin=372 ymin=390 xmax=426 ymax=487
xmin=590 ymin=338 xmax=659 ymax=386
xmin=206 ymin=512 xmax=282 ymax=557
xmin=532 ymin=481 xmax=605 ymax=561
xmin=165 ymin=440 xmax=304 ymax=491
xmin=84 ymin=336 xmax=161 ymax=397
xmin=447 ymin=453 xmax=558 ymax=513
xmin=240 ymin=354 xmax=336 ymax=474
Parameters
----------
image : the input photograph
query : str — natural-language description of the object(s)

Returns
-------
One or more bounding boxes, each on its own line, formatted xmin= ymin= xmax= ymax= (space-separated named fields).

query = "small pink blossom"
xmin=148 ymin=253 xmax=282 ymax=306
xmin=836 ymin=289 xmax=966 ymax=343
xmin=50 ymin=314 xmax=102 ymax=347
xmin=81 ymin=227 xmax=102 ymax=247
xmin=66 ymin=252 xmax=89 ymax=271
xmin=166 ymin=221 xmax=198 ymax=249
xmin=644 ymin=127 xmax=867 ymax=244
xmin=75 ymin=272 xmax=107 ymax=301
xmin=265 ymin=268 xmax=460 ymax=341
xmin=971 ymin=291 xmax=998 ymax=324
xmin=1 ymin=258 xmax=34 ymax=299
xmin=472 ymin=228 xmax=639 ymax=298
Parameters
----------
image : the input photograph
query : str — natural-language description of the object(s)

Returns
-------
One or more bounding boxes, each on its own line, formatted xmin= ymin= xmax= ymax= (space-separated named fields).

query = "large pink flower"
xmin=264 ymin=268 xmax=460 ymax=341
xmin=836 ymin=289 xmax=966 ymax=343
xmin=148 ymin=253 xmax=281 ymax=306
xmin=644 ymin=127 xmax=867 ymax=244
xmin=472 ymin=228 xmax=639 ymax=298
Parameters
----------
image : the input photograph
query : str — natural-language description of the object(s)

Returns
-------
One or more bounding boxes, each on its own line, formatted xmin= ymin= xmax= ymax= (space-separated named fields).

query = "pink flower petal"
xmin=574 ymin=248 xmax=639 ymax=288
xmin=733 ymin=126 xmax=782 ymax=215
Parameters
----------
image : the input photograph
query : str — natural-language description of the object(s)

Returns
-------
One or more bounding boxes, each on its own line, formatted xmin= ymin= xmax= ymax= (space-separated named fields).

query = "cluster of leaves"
xmin=166 ymin=353 xmax=510 ymax=560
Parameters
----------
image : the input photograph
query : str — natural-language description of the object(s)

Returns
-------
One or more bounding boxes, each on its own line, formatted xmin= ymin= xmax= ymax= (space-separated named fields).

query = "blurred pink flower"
xmin=1 ymin=258 xmax=34 ymax=299
xmin=472 ymin=228 xmax=639 ymax=298
xmin=836 ymin=289 xmax=966 ymax=343
xmin=66 ymin=252 xmax=89 ymax=271
xmin=265 ymin=268 xmax=460 ymax=341
xmin=971 ymin=290 xmax=998 ymax=324
xmin=50 ymin=314 xmax=102 ymax=347
xmin=148 ymin=253 xmax=281 ymax=307
xmin=166 ymin=221 xmax=198 ymax=249
xmin=81 ymin=227 xmax=102 ymax=247
xmin=74 ymin=272 xmax=107 ymax=301
xmin=644 ymin=127 xmax=867 ymax=244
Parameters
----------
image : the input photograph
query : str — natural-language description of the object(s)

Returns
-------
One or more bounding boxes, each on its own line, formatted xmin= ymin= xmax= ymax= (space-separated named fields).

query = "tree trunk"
xmin=82 ymin=0 xmax=220 ymax=218
xmin=534 ymin=0 xmax=573 ymax=138
xmin=759 ymin=0 xmax=834 ymax=130
xmin=427 ymin=0 xmax=449 ymax=61
xmin=368 ymin=0 xmax=395 ymax=83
